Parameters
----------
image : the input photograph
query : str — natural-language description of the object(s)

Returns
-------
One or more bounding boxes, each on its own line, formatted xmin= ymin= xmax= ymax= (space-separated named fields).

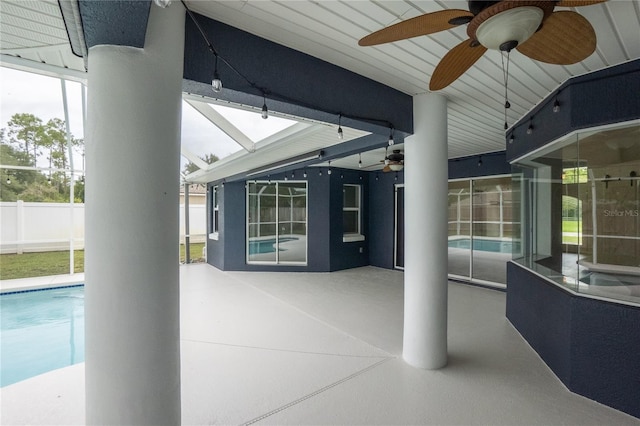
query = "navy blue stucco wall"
xmin=506 ymin=59 xmax=640 ymax=419
xmin=506 ymin=59 xmax=640 ymax=162
xmin=208 ymin=167 xmax=374 ymax=272
xmin=330 ymin=169 xmax=370 ymax=271
xmin=183 ymin=14 xmax=413 ymax=138
xmin=507 ymin=262 xmax=640 ymax=418
xmin=368 ymin=171 xmax=403 ymax=269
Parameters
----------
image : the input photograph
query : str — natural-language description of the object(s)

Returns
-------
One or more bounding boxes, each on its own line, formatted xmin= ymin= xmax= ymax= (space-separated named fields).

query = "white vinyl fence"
xmin=0 ymin=201 xmax=206 ymax=254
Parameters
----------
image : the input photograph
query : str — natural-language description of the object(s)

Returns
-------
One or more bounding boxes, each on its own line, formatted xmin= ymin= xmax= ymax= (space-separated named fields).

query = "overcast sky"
xmin=0 ymin=65 xmax=295 ymax=171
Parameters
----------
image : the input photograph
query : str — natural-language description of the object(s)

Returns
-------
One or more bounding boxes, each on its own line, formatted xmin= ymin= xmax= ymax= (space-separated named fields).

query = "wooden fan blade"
xmin=429 ymin=39 xmax=487 ymax=91
xmin=556 ymin=0 xmax=607 ymax=7
xmin=383 ymin=165 xmax=392 ymax=173
xmin=516 ymin=11 xmax=596 ymax=65
xmin=359 ymin=10 xmax=473 ymax=46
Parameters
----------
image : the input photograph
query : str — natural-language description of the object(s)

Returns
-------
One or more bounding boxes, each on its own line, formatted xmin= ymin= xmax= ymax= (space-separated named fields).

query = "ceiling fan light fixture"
xmin=389 ymin=163 xmax=404 ymax=171
xmin=475 ymin=7 xmax=544 ymax=51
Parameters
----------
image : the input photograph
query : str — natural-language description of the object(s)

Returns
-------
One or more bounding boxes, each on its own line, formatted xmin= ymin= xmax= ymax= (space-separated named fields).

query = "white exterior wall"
xmin=0 ymin=201 xmax=206 ymax=253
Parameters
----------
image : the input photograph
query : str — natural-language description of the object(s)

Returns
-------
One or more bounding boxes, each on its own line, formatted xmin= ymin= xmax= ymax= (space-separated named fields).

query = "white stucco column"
xmin=84 ymin=4 xmax=184 ymax=425
xmin=403 ymin=93 xmax=448 ymax=369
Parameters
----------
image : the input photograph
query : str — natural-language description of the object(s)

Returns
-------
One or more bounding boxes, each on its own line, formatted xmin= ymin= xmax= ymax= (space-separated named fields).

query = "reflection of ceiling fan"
xmin=382 ymin=149 xmax=404 ymax=172
xmin=359 ymin=0 xmax=605 ymax=90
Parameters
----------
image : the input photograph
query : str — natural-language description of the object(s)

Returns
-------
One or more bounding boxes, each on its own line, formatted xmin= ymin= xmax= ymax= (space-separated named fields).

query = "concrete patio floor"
xmin=1 ymin=264 xmax=638 ymax=425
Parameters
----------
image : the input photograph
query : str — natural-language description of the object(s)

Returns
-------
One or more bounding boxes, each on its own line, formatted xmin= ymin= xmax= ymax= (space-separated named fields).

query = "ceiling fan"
xmin=382 ymin=148 xmax=404 ymax=172
xmin=359 ymin=1 xmax=606 ymax=90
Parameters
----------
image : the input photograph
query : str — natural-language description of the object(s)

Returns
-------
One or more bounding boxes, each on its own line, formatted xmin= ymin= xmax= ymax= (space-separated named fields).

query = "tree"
xmin=182 ymin=153 xmax=219 ymax=175
xmin=6 ymin=113 xmax=45 ymax=166
xmin=1 ymin=114 xmax=84 ymax=202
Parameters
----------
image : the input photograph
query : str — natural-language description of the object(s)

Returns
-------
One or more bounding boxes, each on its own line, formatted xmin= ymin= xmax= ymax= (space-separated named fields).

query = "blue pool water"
xmin=448 ymin=238 xmax=519 ymax=253
xmin=249 ymin=237 xmax=297 ymax=255
xmin=0 ymin=286 xmax=84 ymax=387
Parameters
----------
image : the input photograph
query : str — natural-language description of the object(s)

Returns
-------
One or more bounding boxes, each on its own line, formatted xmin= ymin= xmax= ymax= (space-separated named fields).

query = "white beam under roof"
xmin=185 ymin=121 xmax=367 ymax=184
xmin=184 ymin=97 xmax=256 ymax=153
xmin=180 ymin=146 xmax=209 ymax=170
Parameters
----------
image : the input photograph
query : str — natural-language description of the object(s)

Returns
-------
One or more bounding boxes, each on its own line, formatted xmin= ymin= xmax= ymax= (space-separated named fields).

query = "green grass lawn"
xmin=0 ymin=243 xmax=205 ymax=281
xmin=563 ymin=220 xmax=581 ymax=233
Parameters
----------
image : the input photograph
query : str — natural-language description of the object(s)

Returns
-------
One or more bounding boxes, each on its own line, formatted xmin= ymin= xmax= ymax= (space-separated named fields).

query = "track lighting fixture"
xmin=375 ymin=174 xmax=379 ymax=181
xmin=553 ymin=98 xmax=560 ymax=113
xmin=340 ymin=173 xmax=344 ymax=179
xmin=509 ymin=134 xmax=514 ymax=144
xmin=6 ymin=177 xmax=10 ymax=185
xmin=328 ymin=161 xmax=332 ymax=175
xmin=360 ymin=175 xmax=363 ymax=180
xmin=212 ymin=55 xmax=222 ymax=93
xmin=337 ymin=115 xmax=343 ymax=140
xmin=388 ymin=127 xmax=395 ymax=146
xmin=478 ymin=156 xmax=483 ymax=167
xmin=153 ymin=0 xmax=172 ymax=8
xmin=527 ymin=118 xmax=534 ymax=135
xmin=394 ymin=173 xmax=398 ymax=182
xmin=221 ymin=180 xmax=225 ymax=187
xmin=303 ymin=170 xmax=307 ymax=178
xmin=318 ymin=169 xmax=322 ymax=176
xmin=261 ymin=94 xmax=268 ymax=119
xmin=291 ymin=172 xmax=295 ymax=179
xmin=358 ymin=153 xmax=362 ymax=169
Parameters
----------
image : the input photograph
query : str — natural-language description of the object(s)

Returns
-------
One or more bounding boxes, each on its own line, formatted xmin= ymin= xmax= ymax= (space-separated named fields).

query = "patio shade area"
xmin=1 ymin=264 xmax=638 ymax=425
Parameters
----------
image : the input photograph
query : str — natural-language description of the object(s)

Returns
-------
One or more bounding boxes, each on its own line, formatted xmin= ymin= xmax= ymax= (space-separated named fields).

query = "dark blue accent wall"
xmin=78 ymin=1 xmax=150 ymax=49
xmin=208 ymin=167 xmax=374 ymax=272
xmin=330 ymin=169 xmax=370 ymax=271
xmin=506 ymin=59 xmax=640 ymax=162
xmin=449 ymin=151 xmax=510 ymax=179
xmin=507 ymin=262 xmax=640 ymax=418
xmin=506 ymin=59 xmax=640 ymax=419
xmin=182 ymin=14 xmax=413 ymax=137
xmin=368 ymin=171 xmax=403 ymax=269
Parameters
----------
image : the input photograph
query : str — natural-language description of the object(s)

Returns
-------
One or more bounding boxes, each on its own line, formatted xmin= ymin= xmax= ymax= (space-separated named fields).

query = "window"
xmin=343 ymin=184 xmax=365 ymax=242
xmin=247 ymin=181 xmax=307 ymax=264
xmin=209 ymin=185 xmax=219 ymax=240
xmin=512 ymin=122 xmax=640 ymax=304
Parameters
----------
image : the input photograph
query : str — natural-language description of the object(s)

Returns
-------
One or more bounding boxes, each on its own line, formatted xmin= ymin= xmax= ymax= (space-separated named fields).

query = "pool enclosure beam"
xmin=403 ymin=93 xmax=448 ymax=369
xmin=84 ymin=4 xmax=183 ymax=425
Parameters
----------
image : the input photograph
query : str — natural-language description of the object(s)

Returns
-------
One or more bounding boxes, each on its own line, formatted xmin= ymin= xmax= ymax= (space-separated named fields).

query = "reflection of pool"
xmin=448 ymin=238 xmax=519 ymax=254
xmin=249 ymin=237 xmax=297 ymax=255
xmin=580 ymin=273 xmax=640 ymax=287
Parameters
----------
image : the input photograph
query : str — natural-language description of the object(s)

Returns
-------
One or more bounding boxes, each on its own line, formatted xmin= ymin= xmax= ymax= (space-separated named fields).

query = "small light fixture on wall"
xmin=553 ymin=98 xmax=560 ymax=113
xmin=337 ymin=115 xmax=343 ymax=140
xmin=261 ymin=94 xmax=269 ymax=119
xmin=328 ymin=161 xmax=332 ymax=175
xmin=478 ymin=156 xmax=483 ymax=167
xmin=527 ymin=118 xmax=534 ymax=135
xmin=212 ymin=54 xmax=222 ymax=93
xmin=509 ymin=134 xmax=514 ymax=144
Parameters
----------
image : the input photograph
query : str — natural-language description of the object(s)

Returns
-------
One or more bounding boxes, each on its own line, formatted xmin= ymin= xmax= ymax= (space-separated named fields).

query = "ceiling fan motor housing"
xmin=468 ymin=1 xmax=555 ymax=50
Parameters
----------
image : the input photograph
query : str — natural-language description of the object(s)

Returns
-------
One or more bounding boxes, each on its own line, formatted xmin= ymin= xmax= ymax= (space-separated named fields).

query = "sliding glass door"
xmin=247 ymin=181 xmax=307 ymax=265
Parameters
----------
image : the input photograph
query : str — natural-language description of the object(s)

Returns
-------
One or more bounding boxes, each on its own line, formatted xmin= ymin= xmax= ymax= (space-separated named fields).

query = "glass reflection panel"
xmin=247 ymin=182 xmax=277 ymax=263
xmin=472 ymin=176 xmax=514 ymax=284
xmin=278 ymin=182 xmax=307 ymax=263
xmin=448 ymin=180 xmax=471 ymax=278
xmin=512 ymin=123 xmax=640 ymax=303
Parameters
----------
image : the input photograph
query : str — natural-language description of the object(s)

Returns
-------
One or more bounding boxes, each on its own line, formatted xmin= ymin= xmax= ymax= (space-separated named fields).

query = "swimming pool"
xmin=248 ymin=237 xmax=297 ymax=254
xmin=448 ymin=238 xmax=519 ymax=253
xmin=0 ymin=286 xmax=84 ymax=387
